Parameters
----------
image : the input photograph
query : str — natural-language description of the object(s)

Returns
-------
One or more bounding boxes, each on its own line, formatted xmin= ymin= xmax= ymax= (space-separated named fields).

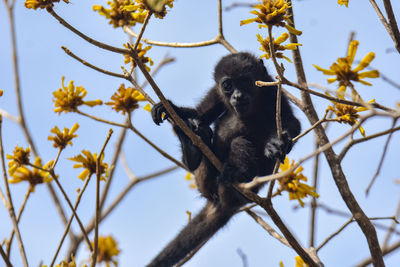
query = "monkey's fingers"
xmin=151 ymin=102 xmax=167 ymax=125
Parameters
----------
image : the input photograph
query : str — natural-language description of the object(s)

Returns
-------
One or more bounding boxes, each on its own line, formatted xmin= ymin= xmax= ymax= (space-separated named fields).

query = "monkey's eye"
xmin=222 ymin=80 xmax=232 ymax=92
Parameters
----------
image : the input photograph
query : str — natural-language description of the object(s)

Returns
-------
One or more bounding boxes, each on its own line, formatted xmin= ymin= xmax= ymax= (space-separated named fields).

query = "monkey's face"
xmin=219 ymin=75 xmax=256 ymax=116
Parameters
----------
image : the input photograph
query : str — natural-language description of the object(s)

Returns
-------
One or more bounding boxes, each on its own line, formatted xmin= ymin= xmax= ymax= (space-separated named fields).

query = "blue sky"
xmin=1 ymin=0 xmax=400 ymax=266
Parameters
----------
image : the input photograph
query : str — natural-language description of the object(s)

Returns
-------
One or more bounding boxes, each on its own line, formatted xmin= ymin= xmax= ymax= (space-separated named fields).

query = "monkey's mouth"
xmin=232 ymin=102 xmax=249 ymax=114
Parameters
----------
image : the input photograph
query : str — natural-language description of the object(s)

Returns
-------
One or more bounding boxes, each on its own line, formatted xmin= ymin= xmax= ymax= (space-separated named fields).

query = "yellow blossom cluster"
xmin=48 ymin=123 xmax=79 ymax=149
xmin=241 ymin=0 xmax=302 ymax=63
xmin=257 ymin=32 xmax=302 ymax=63
xmin=69 ymin=150 xmax=109 ymax=181
xmin=327 ymin=94 xmax=375 ymax=137
xmin=53 ymin=77 xmax=103 ymax=114
xmin=93 ymin=0 xmax=147 ymax=28
xmin=24 ymin=0 xmax=68 ymax=10
xmin=93 ymin=235 xmax=120 ymax=267
xmin=43 ymin=255 xmax=83 ymax=267
xmin=106 ymin=84 xmax=146 ymax=114
xmin=338 ymin=0 xmax=349 ymax=7
xmin=313 ymin=40 xmax=379 ymax=100
xmin=123 ymin=42 xmax=154 ymax=71
xmin=6 ymin=146 xmax=31 ymax=175
xmin=126 ymin=0 xmax=174 ymax=19
xmin=240 ymin=0 xmax=301 ymax=35
xmin=8 ymin=157 xmax=53 ymax=189
xmin=280 ymin=256 xmax=308 ymax=267
xmin=277 ymin=157 xmax=319 ymax=207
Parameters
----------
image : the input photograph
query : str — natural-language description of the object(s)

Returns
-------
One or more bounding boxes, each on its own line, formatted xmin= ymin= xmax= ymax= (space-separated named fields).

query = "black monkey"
xmin=149 ymin=52 xmax=301 ymax=267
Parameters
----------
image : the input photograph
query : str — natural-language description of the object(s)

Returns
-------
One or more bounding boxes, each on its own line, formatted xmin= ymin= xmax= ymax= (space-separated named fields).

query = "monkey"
xmin=149 ymin=52 xmax=301 ymax=267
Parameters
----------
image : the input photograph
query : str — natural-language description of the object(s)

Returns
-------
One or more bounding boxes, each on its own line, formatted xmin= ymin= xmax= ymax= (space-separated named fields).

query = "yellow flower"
xmin=338 ymin=0 xmax=349 ymax=7
xmin=0 ymin=89 xmax=3 ymax=96
xmin=327 ymin=95 xmax=375 ymax=137
xmin=53 ymin=76 xmax=103 ymax=114
xmin=43 ymin=255 xmax=80 ymax=267
xmin=257 ymin=32 xmax=302 ymax=62
xmin=143 ymin=103 xmax=152 ymax=112
xmin=69 ymin=150 xmax=109 ymax=181
xmin=9 ymin=157 xmax=53 ymax=188
xmin=106 ymin=84 xmax=146 ymax=114
xmin=277 ymin=157 xmax=318 ymax=207
xmin=24 ymin=0 xmax=69 ymax=10
xmin=279 ymin=256 xmax=308 ymax=267
xmin=123 ymin=43 xmax=154 ymax=72
xmin=184 ymin=172 xmax=197 ymax=189
xmin=313 ymin=40 xmax=379 ymax=100
xmin=48 ymin=123 xmax=79 ymax=149
xmin=240 ymin=0 xmax=301 ymax=35
xmin=93 ymin=0 xmax=148 ymax=28
xmin=92 ymin=235 xmax=120 ymax=267
xmin=124 ymin=0 xmax=174 ymax=19
xmin=295 ymin=256 xmax=308 ymax=267
xmin=6 ymin=146 xmax=31 ymax=175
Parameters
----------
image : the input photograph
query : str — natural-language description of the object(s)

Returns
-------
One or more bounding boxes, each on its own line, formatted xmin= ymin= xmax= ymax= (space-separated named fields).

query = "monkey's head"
xmin=214 ymin=52 xmax=272 ymax=117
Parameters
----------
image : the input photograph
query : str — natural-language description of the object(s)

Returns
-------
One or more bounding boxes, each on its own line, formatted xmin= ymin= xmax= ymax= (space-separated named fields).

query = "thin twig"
xmin=0 ymin=109 xmax=19 ymax=123
xmin=140 ymin=55 xmax=175 ymax=88
xmin=236 ymin=248 xmax=248 ymax=267
xmin=288 ymin=79 xmax=392 ymax=112
xmin=246 ymin=210 xmax=290 ymax=248
xmin=309 ymin=138 xmax=320 ymax=247
xmin=91 ymin=129 xmax=113 ymax=267
xmin=133 ymin=12 xmax=152 ymax=50
xmin=238 ymin=188 xmax=319 ymax=266
xmin=317 ymin=216 xmax=398 ymax=252
xmin=292 ymin=110 xmax=329 ymax=143
xmin=65 ymin=166 xmax=178 ymax=258
xmin=47 ymin=8 xmax=128 ymax=54
xmin=339 ymin=124 xmax=400 ymax=161
xmin=316 ymin=218 xmax=353 ymax=252
xmin=6 ymin=187 xmax=32 ymax=256
xmin=99 ymin=126 xmax=128 ymax=211
xmin=128 ymin=122 xmax=187 ymax=170
xmin=383 ymin=0 xmax=400 ymax=53
xmin=123 ymin=27 xmax=219 ymax=48
xmin=356 ymin=240 xmax=400 ymax=267
xmin=62 ymin=47 xmax=125 ymax=79
xmin=0 ymin=243 xmax=12 ymax=267
xmin=51 ymin=173 xmax=93 ymax=251
xmin=382 ymin=196 xmax=400 ymax=250
xmin=366 ymin=118 xmax=398 ymax=195
xmin=77 ymin=110 xmax=128 ymax=128
xmin=0 ymin=116 xmax=28 ymax=267
xmin=50 ymin=175 xmax=92 ymax=267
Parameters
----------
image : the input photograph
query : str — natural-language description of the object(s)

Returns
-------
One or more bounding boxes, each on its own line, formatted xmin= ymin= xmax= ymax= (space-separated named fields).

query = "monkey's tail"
xmin=146 ymin=202 xmax=237 ymax=267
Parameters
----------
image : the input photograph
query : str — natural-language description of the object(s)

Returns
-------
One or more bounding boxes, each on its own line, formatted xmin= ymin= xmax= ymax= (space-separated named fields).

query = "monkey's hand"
xmin=151 ymin=100 xmax=176 ymax=125
xmin=264 ymin=131 xmax=293 ymax=163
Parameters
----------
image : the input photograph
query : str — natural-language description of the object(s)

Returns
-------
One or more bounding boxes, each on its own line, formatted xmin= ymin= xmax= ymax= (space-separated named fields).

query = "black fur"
xmin=149 ymin=52 xmax=301 ymax=266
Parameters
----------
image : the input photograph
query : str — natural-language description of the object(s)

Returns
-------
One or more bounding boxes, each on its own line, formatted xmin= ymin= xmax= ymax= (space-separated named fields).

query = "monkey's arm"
xmin=196 ymin=86 xmax=226 ymax=125
xmin=265 ymin=95 xmax=301 ymax=162
xmin=173 ymin=119 xmax=213 ymax=171
xmin=151 ymin=101 xmax=214 ymax=171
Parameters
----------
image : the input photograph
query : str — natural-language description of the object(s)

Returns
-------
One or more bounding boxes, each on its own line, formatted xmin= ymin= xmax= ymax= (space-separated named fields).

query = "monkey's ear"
xmin=258 ymin=58 xmax=269 ymax=76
